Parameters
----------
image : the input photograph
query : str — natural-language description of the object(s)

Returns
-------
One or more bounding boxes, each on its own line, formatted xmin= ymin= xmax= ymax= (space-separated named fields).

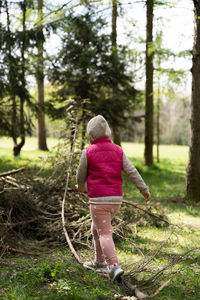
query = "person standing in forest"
xmin=76 ymin=115 xmax=151 ymax=281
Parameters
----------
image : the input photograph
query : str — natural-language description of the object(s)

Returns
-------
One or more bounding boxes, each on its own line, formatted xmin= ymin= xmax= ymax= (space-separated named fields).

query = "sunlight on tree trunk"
xmin=156 ymin=91 xmax=160 ymax=164
xmin=37 ymin=0 xmax=48 ymax=151
xmin=186 ymin=0 xmax=200 ymax=201
xmin=144 ymin=0 xmax=154 ymax=166
xmin=156 ymin=56 xmax=161 ymax=163
xmin=111 ymin=0 xmax=121 ymax=146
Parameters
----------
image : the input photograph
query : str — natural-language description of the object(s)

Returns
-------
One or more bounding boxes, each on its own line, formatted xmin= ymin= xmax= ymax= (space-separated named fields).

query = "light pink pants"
xmin=90 ymin=203 xmax=121 ymax=266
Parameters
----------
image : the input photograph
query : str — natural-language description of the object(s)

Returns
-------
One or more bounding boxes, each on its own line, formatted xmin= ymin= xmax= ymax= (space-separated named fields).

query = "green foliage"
xmin=154 ymin=31 xmax=188 ymax=86
xmin=0 ymin=136 xmax=58 ymax=173
xmin=47 ymin=7 xmax=139 ymax=135
xmin=0 ymin=0 xmax=35 ymax=140
xmin=154 ymin=0 xmax=174 ymax=7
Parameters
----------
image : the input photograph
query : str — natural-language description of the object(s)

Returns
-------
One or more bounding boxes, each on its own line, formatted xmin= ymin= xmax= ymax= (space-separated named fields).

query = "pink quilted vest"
xmin=86 ymin=138 xmax=123 ymax=198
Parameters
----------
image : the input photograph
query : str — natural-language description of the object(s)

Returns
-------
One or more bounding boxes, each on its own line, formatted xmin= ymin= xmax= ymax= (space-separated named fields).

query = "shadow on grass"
xmin=159 ymin=200 xmax=200 ymax=219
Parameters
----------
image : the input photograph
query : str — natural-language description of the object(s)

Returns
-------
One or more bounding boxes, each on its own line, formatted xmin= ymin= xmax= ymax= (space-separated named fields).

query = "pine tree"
xmin=1 ymin=0 xmax=33 ymax=156
xmin=47 ymin=8 xmax=137 ymax=146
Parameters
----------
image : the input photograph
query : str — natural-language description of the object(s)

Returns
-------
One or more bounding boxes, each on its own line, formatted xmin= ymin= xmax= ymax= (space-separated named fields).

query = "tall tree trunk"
xmin=37 ymin=0 xmax=48 ymax=151
xmin=5 ymin=0 xmax=18 ymax=154
xmin=112 ymin=125 xmax=121 ymax=145
xmin=186 ymin=0 xmax=200 ymax=201
xmin=14 ymin=0 xmax=26 ymax=156
xmin=111 ymin=0 xmax=121 ymax=145
xmin=144 ymin=0 xmax=154 ymax=166
xmin=111 ymin=0 xmax=117 ymax=49
xmin=156 ymin=86 xmax=160 ymax=164
xmin=0 ymin=1 xmax=2 ymax=47
xmin=156 ymin=56 xmax=161 ymax=163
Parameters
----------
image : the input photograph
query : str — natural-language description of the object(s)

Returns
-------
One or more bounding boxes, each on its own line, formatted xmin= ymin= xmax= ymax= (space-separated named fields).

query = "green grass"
xmin=122 ymin=142 xmax=188 ymax=200
xmin=0 ymin=136 xmax=59 ymax=150
xmin=0 ymin=136 xmax=59 ymax=173
xmin=0 ymin=251 xmax=121 ymax=300
xmin=0 ymin=138 xmax=200 ymax=299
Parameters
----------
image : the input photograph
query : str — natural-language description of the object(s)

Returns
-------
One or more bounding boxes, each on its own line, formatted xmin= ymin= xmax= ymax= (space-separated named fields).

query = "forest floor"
xmin=0 ymin=138 xmax=200 ymax=300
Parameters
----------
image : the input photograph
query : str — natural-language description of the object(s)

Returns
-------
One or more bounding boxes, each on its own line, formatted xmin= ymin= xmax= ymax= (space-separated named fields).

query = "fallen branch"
xmin=0 ymin=245 xmax=37 ymax=256
xmin=0 ymin=166 xmax=29 ymax=178
xmin=0 ymin=216 xmax=60 ymax=227
xmin=1 ymin=187 xmax=27 ymax=192
xmin=149 ymin=279 xmax=171 ymax=298
xmin=120 ymin=276 xmax=171 ymax=299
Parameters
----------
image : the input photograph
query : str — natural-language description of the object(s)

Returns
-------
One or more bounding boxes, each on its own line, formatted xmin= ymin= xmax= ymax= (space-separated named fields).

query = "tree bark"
xmin=37 ymin=0 xmax=48 ymax=151
xmin=5 ymin=0 xmax=20 ymax=156
xmin=5 ymin=0 xmax=27 ymax=156
xmin=14 ymin=1 xmax=26 ymax=157
xmin=112 ymin=124 xmax=121 ymax=145
xmin=156 ymin=56 xmax=161 ymax=163
xmin=111 ymin=0 xmax=121 ymax=145
xmin=144 ymin=0 xmax=154 ymax=166
xmin=186 ymin=0 xmax=200 ymax=201
xmin=156 ymin=88 xmax=160 ymax=164
xmin=111 ymin=0 xmax=117 ymax=49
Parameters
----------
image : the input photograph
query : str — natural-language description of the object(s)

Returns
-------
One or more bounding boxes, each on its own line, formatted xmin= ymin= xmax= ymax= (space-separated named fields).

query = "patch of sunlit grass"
xmin=0 ymin=137 xmax=60 ymax=172
xmin=122 ymin=142 xmax=189 ymax=164
xmin=0 ymin=136 xmax=59 ymax=151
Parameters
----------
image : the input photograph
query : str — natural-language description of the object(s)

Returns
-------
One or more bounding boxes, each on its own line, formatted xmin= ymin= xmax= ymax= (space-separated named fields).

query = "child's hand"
xmin=75 ymin=183 xmax=87 ymax=193
xmin=142 ymin=191 xmax=151 ymax=203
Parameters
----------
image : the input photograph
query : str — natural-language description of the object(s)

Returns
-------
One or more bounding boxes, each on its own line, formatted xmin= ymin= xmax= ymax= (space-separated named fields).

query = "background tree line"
xmin=0 ymin=0 xmax=200 ymax=201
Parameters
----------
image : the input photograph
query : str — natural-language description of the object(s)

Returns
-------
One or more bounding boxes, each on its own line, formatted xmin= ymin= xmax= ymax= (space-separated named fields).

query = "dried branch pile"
xmin=0 ymin=155 xmax=90 ymax=254
xmin=0 ymin=152 xmax=169 ymax=256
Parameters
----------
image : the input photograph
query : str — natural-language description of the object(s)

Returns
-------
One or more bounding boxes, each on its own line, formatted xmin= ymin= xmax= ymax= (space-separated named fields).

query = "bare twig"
xmin=0 ymin=218 xmax=39 ymax=227
xmin=61 ymin=116 xmax=83 ymax=265
xmin=122 ymin=199 xmax=182 ymax=229
xmin=140 ymin=248 xmax=198 ymax=287
xmin=129 ymin=229 xmax=175 ymax=277
xmin=115 ymin=232 xmax=145 ymax=257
